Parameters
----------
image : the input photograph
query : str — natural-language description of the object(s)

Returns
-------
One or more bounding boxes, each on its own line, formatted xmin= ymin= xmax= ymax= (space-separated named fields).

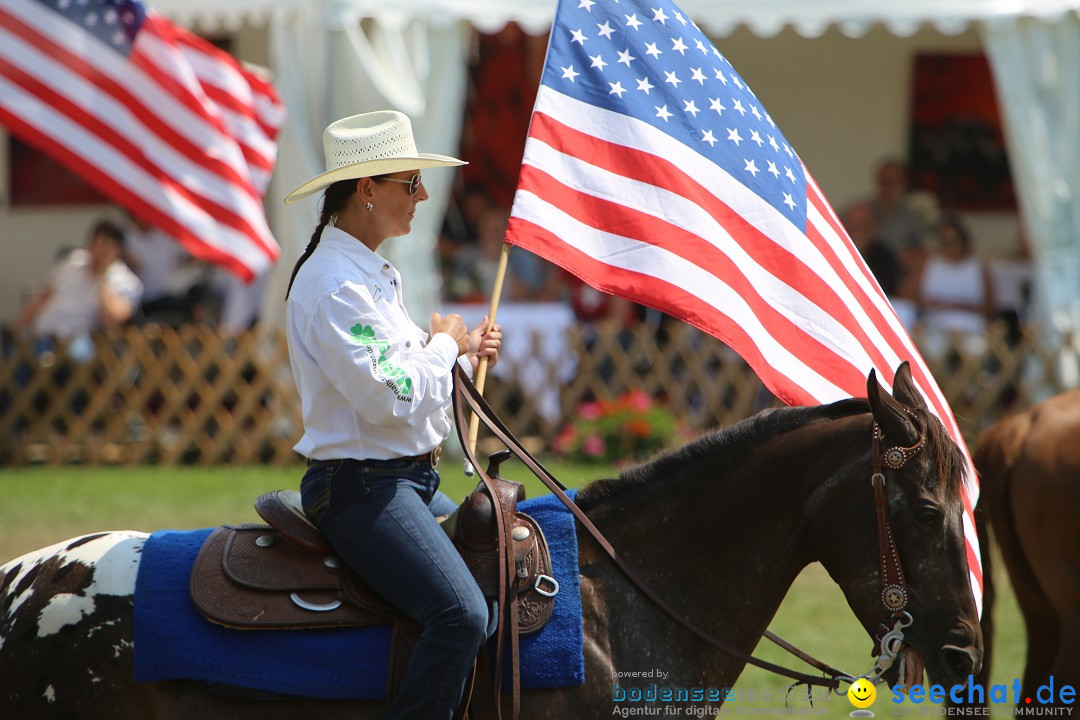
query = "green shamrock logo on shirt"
xmin=350 ymin=324 xmax=413 ymax=399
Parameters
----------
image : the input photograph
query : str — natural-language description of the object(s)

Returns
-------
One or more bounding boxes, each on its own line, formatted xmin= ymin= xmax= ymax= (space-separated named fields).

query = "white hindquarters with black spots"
xmin=1 ymin=531 xmax=148 ymax=714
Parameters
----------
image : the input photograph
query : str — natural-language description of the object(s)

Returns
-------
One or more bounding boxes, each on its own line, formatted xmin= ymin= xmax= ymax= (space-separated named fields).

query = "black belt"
xmin=307 ymin=446 xmax=442 ymax=469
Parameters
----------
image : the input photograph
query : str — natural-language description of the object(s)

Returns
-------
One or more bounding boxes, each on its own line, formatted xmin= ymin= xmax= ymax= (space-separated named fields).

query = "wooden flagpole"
xmin=466 ymin=242 xmax=512 ymax=463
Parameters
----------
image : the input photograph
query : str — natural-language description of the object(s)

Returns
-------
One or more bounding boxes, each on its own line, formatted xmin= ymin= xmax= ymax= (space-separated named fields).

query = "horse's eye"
xmin=916 ymin=506 xmax=942 ymax=525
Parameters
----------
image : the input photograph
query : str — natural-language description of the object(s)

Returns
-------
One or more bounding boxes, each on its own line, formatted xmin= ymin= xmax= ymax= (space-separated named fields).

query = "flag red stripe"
xmin=516 ymin=163 xmax=880 ymax=392
xmin=0 ymin=6 xmax=259 ymax=202
xmin=0 ymin=103 xmax=255 ymax=280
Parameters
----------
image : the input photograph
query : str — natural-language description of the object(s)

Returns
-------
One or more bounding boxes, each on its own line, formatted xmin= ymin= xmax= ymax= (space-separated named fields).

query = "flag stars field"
xmin=544 ymin=0 xmax=809 ymax=222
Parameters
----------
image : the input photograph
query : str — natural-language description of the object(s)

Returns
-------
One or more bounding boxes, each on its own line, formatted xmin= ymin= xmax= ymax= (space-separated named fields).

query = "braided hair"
xmin=284 ymin=179 xmax=359 ymax=299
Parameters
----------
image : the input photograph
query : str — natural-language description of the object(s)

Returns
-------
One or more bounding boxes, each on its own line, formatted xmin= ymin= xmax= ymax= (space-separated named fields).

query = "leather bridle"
xmin=451 ymin=368 xmax=928 ymax=710
xmin=871 ymin=417 xmax=924 ymax=617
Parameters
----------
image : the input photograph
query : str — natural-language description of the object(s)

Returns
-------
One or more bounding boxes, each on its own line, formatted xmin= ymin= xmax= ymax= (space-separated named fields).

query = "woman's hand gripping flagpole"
xmin=464 ymin=242 xmax=512 ymax=476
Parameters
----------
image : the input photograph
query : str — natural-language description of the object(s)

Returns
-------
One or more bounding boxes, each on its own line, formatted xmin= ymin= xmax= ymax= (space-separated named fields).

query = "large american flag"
xmin=506 ymin=0 xmax=983 ymax=604
xmin=0 ymin=0 xmax=283 ymax=281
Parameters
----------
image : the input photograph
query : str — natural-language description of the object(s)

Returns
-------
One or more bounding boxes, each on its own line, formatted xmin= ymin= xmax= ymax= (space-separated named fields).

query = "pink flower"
xmin=578 ymin=402 xmax=603 ymax=420
xmin=626 ymin=391 xmax=652 ymax=411
xmin=582 ymin=435 xmax=606 ymax=457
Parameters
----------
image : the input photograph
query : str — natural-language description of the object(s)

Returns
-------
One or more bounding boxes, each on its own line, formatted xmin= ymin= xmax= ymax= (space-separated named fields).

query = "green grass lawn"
xmin=0 ymin=462 xmax=1026 ymax=715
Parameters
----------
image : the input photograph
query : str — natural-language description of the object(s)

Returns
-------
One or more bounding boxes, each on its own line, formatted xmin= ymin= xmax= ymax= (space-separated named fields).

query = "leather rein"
xmin=451 ymin=367 xmax=926 ymax=699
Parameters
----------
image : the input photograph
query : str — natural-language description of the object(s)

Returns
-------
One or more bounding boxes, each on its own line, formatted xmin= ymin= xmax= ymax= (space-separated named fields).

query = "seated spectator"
xmin=869 ymin=159 xmax=927 ymax=255
xmin=915 ymin=216 xmax=994 ymax=363
xmin=16 ymin=219 xmax=143 ymax=355
xmin=210 ymin=265 xmax=268 ymax=334
xmin=438 ymin=183 xmax=494 ymax=279
xmin=989 ymin=229 xmax=1034 ymax=346
xmin=446 ymin=207 xmax=562 ymax=302
xmin=843 ymin=201 xmax=915 ymax=331
xmin=123 ymin=213 xmax=212 ymax=325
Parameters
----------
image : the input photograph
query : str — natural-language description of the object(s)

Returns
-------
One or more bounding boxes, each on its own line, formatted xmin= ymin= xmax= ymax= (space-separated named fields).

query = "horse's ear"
xmin=866 ymin=366 xmax=920 ymax=446
xmin=890 ymin=361 xmax=928 ymax=412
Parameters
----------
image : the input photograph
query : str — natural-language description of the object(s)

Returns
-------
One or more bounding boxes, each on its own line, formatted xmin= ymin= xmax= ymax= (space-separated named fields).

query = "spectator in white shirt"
xmin=282 ymin=111 xmax=501 ymax=720
xmin=17 ymin=219 xmax=143 ymax=350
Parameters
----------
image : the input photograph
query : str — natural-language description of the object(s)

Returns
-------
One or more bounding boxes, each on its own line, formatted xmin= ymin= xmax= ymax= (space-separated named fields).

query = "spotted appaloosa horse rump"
xmin=0 ymin=531 xmax=152 ymax=716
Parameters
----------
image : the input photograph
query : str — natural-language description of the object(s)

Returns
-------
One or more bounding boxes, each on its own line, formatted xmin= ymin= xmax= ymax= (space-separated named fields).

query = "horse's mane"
xmin=575 ymin=394 xmax=968 ymax=511
xmin=575 ymin=398 xmax=869 ymax=512
xmin=923 ymin=406 xmax=968 ymax=506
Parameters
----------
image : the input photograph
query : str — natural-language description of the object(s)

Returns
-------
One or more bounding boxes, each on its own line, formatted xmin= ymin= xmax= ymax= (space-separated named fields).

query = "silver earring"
xmin=365 ymin=202 xmax=374 ymax=212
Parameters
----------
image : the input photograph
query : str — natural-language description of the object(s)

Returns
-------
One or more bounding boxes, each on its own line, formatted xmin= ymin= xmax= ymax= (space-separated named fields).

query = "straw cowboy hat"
xmin=284 ymin=110 xmax=466 ymax=204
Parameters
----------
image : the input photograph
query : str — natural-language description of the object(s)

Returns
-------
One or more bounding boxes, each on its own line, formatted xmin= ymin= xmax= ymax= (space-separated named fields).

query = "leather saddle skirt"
xmin=189 ymin=487 xmax=558 ymax=635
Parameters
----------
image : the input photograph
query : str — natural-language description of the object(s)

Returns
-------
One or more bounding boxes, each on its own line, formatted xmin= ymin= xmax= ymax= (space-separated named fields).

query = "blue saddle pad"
xmin=133 ymin=492 xmax=584 ymax=700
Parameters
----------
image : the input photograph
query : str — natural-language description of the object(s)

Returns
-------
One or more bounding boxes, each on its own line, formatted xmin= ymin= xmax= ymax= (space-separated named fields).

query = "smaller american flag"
xmin=0 ymin=0 xmax=284 ymax=280
xmin=506 ymin=0 xmax=983 ymax=605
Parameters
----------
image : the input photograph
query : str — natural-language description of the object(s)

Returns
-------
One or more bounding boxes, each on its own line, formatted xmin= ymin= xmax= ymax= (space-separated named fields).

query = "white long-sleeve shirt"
xmin=286 ymin=226 xmax=470 ymax=460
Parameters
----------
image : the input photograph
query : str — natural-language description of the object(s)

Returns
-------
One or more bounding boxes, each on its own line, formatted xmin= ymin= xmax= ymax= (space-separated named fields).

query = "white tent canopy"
xmin=150 ymin=0 xmax=1080 ymax=341
xmin=156 ymin=0 xmax=1080 ymax=37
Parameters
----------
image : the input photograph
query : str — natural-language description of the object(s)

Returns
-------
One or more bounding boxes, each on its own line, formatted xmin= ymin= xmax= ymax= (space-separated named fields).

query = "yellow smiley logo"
xmin=848 ymin=678 xmax=877 ymax=709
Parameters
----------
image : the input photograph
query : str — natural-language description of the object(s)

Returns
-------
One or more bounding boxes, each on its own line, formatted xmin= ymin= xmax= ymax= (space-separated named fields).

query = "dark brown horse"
xmin=974 ymin=388 xmax=1080 ymax=705
xmin=0 ymin=364 xmax=981 ymax=718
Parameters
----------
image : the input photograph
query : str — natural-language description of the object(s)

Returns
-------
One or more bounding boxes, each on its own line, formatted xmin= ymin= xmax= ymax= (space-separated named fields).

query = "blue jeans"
xmin=300 ymin=458 xmax=487 ymax=719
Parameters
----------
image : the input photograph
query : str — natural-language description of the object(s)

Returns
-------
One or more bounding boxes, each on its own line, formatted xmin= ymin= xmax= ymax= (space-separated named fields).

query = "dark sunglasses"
xmin=378 ymin=173 xmax=422 ymax=195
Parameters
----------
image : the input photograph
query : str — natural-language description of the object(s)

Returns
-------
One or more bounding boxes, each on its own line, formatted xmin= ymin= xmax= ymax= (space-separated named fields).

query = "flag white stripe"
xmin=514 ymin=189 xmax=848 ymax=401
xmin=0 ymin=73 xmax=273 ymax=273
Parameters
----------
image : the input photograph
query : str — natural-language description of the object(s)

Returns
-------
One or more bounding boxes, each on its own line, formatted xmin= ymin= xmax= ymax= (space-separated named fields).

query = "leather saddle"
xmin=188 ymin=451 xmax=558 ymax=705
